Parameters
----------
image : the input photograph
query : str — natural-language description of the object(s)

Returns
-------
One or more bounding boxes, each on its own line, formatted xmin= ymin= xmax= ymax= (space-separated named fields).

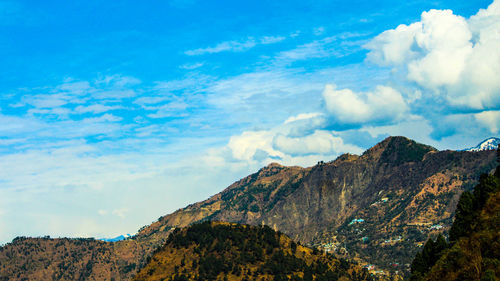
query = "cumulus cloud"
xmin=282 ymin=113 xmax=327 ymax=137
xmin=273 ymin=130 xmax=361 ymax=156
xmin=365 ymin=0 xmax=500 ymax=111
xmin=222 ymin=113 xmax=363 ymax=168
xmin=323 ymin=84 xmax=408 ymax=127
xmin=227 ymin=131 xmax=281 ymax=161
xmin=475 ymin=110 xmax=500 ymax=133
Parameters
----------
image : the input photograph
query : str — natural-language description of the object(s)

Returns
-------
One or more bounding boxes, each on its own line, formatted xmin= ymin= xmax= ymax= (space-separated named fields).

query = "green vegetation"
xmin=379 ymin=137 xmax=435 ymax=165
xmin=409 ymin=147 xmax=500 ymax=280
xmin=134 ymin=222 xmax=372 ymax=281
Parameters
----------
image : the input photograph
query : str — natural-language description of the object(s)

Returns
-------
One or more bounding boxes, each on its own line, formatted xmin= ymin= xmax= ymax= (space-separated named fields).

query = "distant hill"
xmin=465 ymin=137 xmax=500 ymax=151
xmin=0 ymin=136 xmax=497 ymax=280
xmin=100 ymin=234 xmax=133 ymax=242
xmin=134 ymin=221 xmax=373 ymax=281
xmin=409 ymin=155 xmax=500 ymax=280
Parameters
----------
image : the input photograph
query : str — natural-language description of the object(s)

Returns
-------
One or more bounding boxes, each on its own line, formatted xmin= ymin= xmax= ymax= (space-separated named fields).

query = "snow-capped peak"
xmin=99 ymin=233 xmax=133 ymax=242
xmin=465 ymin=137 xmax=500 ymax=151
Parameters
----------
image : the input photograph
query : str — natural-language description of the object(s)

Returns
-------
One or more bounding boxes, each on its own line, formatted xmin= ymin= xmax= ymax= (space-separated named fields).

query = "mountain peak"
xmin=465 ymin=137 xmax=500 ymax=151
xmin=266 ymin=162 xmax=284 ymax=168
xmin=362 ymin=136 xmax=437 ymax=164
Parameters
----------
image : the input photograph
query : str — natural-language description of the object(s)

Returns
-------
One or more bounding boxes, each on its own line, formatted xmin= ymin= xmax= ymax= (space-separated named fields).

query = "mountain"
xmin=100 ymin=234 xmax=133 ymax=242
xmin=136 ymin=136 xmax=497 ymax=278
xmin=133 ymin=221 xmax=373 ymax=281
xmin=0 ymin=236 xmax=148 ymax=280
xmin=465 ymin=137 xmax=500 ymax=151
xmin=409 ymin=160 xmax=500 ymax=280
xmin=0 ymin=136 xmax=497 ymax=280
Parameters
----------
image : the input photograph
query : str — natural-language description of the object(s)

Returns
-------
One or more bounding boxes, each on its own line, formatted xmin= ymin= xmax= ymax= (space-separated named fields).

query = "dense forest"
xmin=133 ymin=222 xmax=373 ymax=281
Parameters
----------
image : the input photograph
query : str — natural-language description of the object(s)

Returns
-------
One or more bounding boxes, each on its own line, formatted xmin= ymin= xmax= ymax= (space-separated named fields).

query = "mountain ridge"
xmin=133 ymin=136 xmax=497 ymax=277
xmin=0 ymin=136 xmax=497 ymax=280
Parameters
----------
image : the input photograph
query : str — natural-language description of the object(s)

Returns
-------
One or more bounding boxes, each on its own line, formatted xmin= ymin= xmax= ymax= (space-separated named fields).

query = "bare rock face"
xmin=1 ymin=136 xmax=497 ymax=280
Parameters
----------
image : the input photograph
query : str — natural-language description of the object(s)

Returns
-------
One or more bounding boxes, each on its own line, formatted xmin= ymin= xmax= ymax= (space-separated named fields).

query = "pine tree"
xmin=449 ymin=191 xmax=474 ymax=242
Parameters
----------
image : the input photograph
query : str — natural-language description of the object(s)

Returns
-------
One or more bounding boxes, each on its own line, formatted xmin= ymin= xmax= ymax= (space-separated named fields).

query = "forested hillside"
xmin=134 ymin=222 xmax=372 ymax=281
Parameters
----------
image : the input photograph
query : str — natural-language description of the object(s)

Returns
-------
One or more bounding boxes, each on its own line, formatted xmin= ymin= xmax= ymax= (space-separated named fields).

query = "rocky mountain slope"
xmin=134 ymin=221 xmax=372 ymax=281
xmin=0 ymin=136 xmax=497 ymax=280
xmin=137 ymin=137 xmax=497 ymax=277
xmin=409 ymin=155 xmax=500 ymax=280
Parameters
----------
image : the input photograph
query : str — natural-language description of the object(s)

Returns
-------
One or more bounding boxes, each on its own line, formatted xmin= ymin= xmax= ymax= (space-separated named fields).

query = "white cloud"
xmin=227 ymin=130 xmax=281 ymax=161
xmin=57 ymin=80 xmax=92 ymax=96
xmin=134 ymin=96 xmax=170 ymax=105
xmin=0 ymin=114 xmax=46 ymax=135
xmin=146 ymin=100 xmax=189 ymax=118
xmin=82 ymin=113 xmax=122 ymax=123
xmin=408 ymin=10 xmax=472 ymax=88
xmin=185 ymin=35 xmax=286 ymax=56
xmin=206 ymin=70 xmax=325 ymax=110
xmin=277 ymin=41 xmax=331 ymax=61
xmin=94 ymin=89 xmax=137 ymax=99
xmin=185 ymin=39 xmax=257 ymax=56
xmin=74 ymin=104 xmax=121 ymax=114
xmin=28 ymin=107 xmax=72 ymax=118
xmin=475 ymin=110 xmax=500 ymax=133
xmin=25 ymin=95 xmax=69 ymax=108
xmin=223 ymin=114 xmax=363 ymax=167
xmin=95 ymin=75 xmax=141 ymax=88
xmin=284 ymin=113 xmax=323 ymax=124
xmin=260 ymin=36 xmax=286 ymax=44
xmin=273 ymin=130 xmax=361 ymax=156
xmin=282 ymin=112 xmax=327 ymax=137
xmin=179 ymin=62 xmax=204 ymax=70
xmin=154 ymin=75 xmax=211 ymax=92
xmin=323 ymin=84 xmax=408 ymax=126
xmin=275 ymin=33 xmax=368 ymax=65
xmin=365 ymin=1 xmax=500 ymax=110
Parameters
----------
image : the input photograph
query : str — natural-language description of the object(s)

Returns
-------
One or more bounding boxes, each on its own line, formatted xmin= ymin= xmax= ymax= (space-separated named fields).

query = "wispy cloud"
xmin=275 ymin=32 xmax=370 ymax=64
xmin=260 ymin=36 xmax=287 ymax=44
xmin=185 ymin=35 xmax=286 ymax=56
xmin=313 ymin=26 xmax=325 ymax=36
xmin=74 ymin=104 xmax=122 ymax=114
xmin=179 ymin=62 xmax=204 ymax=70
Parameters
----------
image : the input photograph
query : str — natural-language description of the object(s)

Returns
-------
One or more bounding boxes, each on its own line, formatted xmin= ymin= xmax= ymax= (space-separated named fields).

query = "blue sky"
xmin=1 ymin=0 xmax=499 ymax=243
